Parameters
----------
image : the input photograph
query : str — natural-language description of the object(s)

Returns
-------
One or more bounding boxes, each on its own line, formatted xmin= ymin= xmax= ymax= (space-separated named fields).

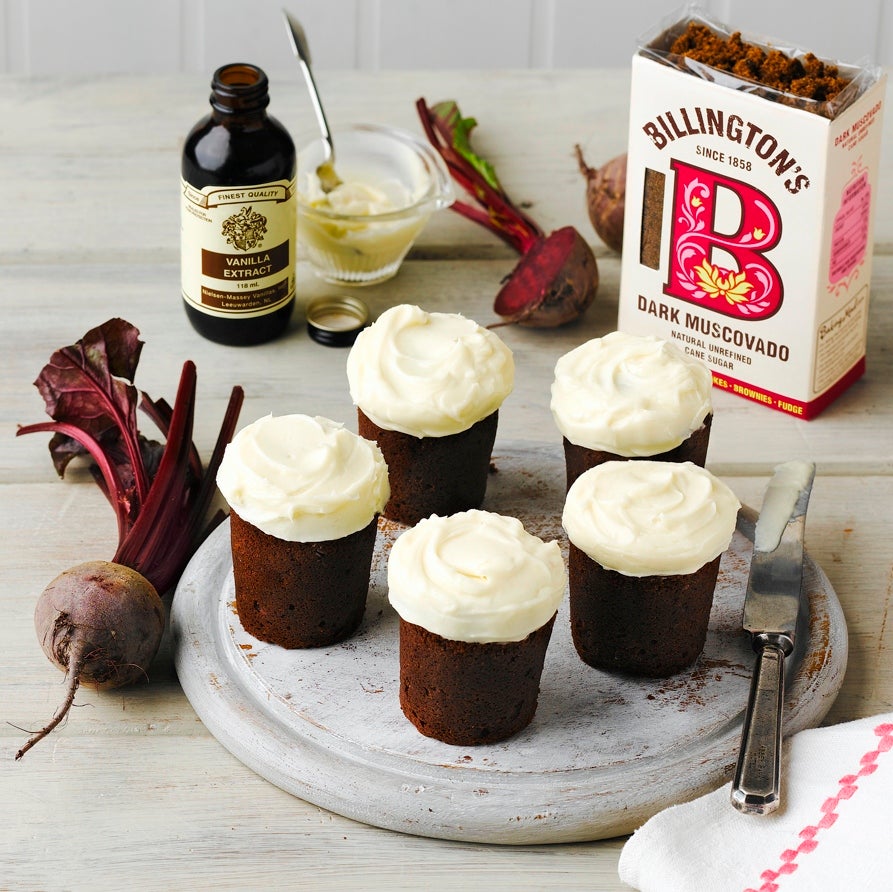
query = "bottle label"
xmin=181 ymin=178 xmax=296 ymax=318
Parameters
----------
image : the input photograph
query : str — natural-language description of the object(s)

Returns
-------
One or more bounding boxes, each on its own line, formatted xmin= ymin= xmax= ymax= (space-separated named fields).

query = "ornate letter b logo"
xmin=663 ymin=160 xmax=783 ymax=320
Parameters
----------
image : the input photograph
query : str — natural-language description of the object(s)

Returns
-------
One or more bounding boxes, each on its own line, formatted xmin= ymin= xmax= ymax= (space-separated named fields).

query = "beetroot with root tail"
xmin=16 ymin=561 xmax=164 ymax=760
xmin=575 ymin=147 xmax=627 ymax=254
xmin=417 ymin=98 xmax=598 ymax=328
xmin=14 ymin=319 xmax=244 ymax=759
xmin=492 ymin=225 xmax=598 ymax=327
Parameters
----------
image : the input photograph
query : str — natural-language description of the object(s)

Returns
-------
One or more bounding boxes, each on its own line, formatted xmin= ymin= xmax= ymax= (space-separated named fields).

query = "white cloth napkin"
xmin=618 ymin=712 xmax=893 ymax=892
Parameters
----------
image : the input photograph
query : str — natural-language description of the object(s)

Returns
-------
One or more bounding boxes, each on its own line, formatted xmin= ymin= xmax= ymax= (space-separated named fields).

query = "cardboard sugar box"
xmin=618 ymin=8 xmax=886 ymax=418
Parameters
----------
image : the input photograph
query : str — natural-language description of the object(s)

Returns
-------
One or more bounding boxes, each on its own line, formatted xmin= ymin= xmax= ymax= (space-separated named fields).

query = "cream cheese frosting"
xmin=387 ymin=510 xmax=567 ymax=643
xmin=753 ymin=460 xmax=816 ymax=553
xmin=216 ymin=414 xmax=389 ymax=543
xmin=550 ymin=331 xmax=713 ymax=456
xmin=299 ymin=172 xmax=419 ymax=216
xmin=562 ymin=461 xmax=740 ymax=577
xmin=346 ymin=304 xmax=514 ymax=438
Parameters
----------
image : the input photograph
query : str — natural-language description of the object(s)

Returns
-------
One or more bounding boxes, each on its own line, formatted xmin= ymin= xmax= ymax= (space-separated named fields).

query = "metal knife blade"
xmin=731 ymin=460 xmax=815 ymax=815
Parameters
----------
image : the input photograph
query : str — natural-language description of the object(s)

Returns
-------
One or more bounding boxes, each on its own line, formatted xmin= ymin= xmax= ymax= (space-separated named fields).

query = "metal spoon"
xmin=282 ymin=9 xmax=342 ymax=193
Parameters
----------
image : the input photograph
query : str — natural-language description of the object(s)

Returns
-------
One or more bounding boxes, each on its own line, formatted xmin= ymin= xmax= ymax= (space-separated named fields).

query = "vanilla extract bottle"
xmin=181 ymin=63 xmax=296 ymax=345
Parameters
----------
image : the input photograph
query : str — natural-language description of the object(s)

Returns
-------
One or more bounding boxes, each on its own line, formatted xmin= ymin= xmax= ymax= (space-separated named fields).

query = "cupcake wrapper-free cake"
xmin=347 ymin=304 xmax=514 ymax=524
xmin=357 ymin=408 xmax=498 ymax=526
xmin=551 ymin=331 xmax=714 ymax=491
xmin=216 ymin=413 xmax=390 ymax=649
xmin=562 ymin=460 xmax=740 ymax=677
xmin=387 ymin=510 xmax=567 ymax=745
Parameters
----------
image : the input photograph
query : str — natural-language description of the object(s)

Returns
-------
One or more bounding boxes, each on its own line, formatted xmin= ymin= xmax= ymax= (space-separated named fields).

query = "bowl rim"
xmin=296 ymin=122 xmax=455 ymax=222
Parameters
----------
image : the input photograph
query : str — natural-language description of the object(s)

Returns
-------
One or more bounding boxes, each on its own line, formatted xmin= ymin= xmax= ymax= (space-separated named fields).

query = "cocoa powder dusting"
xmin=669 ymin=22 xmax=848 ymax=103
xmin=651 ymin=657 xmax=750 ymax=711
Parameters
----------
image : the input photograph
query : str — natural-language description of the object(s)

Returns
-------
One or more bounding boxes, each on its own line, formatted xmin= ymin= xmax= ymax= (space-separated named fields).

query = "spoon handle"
xmin=282 ymin=10 xmax=335 ymax=160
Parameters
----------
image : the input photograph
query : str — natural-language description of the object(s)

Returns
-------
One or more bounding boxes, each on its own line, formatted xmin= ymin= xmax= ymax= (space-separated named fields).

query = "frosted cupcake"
xmin=551 ymin=331 xmax=713 ymax=490
xmin=388 ymin=510 xmax=566 ymax=745
xmin=216 ymin=414 xmax=389 ymax=648
xmin=347 ymin=304 xmax=514 ymax=525
xmin=562 ymin=461 xmax=739 ymax=676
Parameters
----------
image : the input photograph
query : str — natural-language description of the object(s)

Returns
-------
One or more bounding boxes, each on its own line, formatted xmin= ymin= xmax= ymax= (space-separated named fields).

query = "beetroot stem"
xmin=139 ymin=394 xmax=203 ymax=483
xmin=449 ymin=200 xmax=539 ymax=253
xmin=72 ymin=357 xmax=150 ymax=505
xmin=113 ymin=361 xmax=198 ymax=593
xmin=185 ymin=385 xmax=244 ymax=550
xmin=15 ymin=648 xmax=84 ymax=760
xmin=416 ymin=97 xmax=543 ymax=254
xmin=16 ymin=420 xmax=130 ymax=541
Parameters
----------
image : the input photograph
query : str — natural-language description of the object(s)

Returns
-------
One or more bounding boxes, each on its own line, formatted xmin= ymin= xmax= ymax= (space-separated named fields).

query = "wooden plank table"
xmin=1 ymin=71 xmax=891 ymax=891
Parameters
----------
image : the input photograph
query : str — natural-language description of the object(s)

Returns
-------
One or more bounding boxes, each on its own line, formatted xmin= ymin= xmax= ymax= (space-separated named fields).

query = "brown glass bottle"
xmin=181 ymin=64 xmax=296 ymax=346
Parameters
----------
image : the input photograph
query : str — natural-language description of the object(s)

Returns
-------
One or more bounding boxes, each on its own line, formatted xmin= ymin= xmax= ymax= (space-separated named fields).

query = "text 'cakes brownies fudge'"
xmin=562 ymin=460 xmax=739 ymax=677
xmin=387 ymin=510 xmax=567 ymax=745
xmin=216 ymin=413 xmax=389 ymax=648
xmin=346 ymin=303 xmax=514 ymax=525
xmin=551 ymin=330 xmax=713 ymax=489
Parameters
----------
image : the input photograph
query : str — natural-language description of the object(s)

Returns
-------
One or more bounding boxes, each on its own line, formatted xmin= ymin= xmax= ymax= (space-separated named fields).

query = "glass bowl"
xmin=296 ymin=124 xmax=454 ymax=286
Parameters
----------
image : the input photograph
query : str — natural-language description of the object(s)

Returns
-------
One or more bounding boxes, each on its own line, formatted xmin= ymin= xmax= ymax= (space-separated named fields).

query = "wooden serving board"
xmin=171 ymin=443 xmax=847 ymax=844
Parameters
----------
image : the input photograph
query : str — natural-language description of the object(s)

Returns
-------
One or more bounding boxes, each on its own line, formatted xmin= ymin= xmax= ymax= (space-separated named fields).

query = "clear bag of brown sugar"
xmin=637 ymin=4 xmax=880 ymax=119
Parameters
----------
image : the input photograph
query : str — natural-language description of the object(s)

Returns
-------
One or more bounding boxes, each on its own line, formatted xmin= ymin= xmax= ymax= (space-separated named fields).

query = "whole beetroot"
xmin=575 ymin=146 xmax=627 ymax=253
xmin=16 ymin=560 xmax=164 ymax=760
xmin=14 ymin=320 xmax=244 ymax=760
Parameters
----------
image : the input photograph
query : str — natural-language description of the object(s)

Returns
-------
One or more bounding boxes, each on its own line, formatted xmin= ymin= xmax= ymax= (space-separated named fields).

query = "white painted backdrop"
xmin=0 ymin=0 xmax=890 ymax=75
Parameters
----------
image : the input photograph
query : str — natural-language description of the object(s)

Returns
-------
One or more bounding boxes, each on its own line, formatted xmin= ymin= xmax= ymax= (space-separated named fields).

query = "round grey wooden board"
xmin=171 ymin=443 xmax=847 ymax=844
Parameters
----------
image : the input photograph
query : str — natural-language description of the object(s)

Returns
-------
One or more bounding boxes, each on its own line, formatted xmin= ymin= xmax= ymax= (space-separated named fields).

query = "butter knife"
xmin=731 ymin=460 xmax=816 ymax=815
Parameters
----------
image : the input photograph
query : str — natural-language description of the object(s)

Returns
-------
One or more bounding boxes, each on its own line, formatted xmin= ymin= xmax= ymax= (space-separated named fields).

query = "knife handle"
xmin=731 ymin=637 xmax=790 ymax=815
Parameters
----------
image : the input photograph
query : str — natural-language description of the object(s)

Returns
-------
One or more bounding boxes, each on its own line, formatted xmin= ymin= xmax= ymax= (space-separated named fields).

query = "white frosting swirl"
xmin=346 ymin=304 xmax=514 ymax=437
xmin=216 ymin=414 xmax=389 ymax=543
xmin=562 ymin=461 xmax=740 ymax=576
xmin=387 ymin=510 xmax=567 ymax=643
xmin=301 ymin=174 xmax=417 ymax=216
xmin=550 ymin=331 xmax=713 ymax=456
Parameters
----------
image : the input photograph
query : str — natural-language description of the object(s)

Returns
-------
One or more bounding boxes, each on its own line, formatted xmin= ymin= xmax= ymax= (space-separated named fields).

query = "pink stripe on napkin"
xmin=744 ymin=722 xmax=893 ymax=892
xmin=618 ymin=713 xmax=893 ymax=892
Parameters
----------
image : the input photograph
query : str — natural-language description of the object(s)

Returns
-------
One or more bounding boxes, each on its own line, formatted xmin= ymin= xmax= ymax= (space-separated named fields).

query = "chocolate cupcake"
xmin=346 ymin=304 xmax=513 ymax=525
xmin=387 ymin=510 xmax=566 ymax=745
xmin=562 ymin=460 xmax=739 ymax=677
xmin=551 ymin=331 xmax=713 ymax=490
xmin=216 ymin=413 xmax=389 ymax=648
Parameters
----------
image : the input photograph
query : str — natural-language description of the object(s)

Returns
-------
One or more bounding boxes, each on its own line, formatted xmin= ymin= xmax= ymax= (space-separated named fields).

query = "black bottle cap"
xmin=305 ymin=296 xmax=370 ymax=347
